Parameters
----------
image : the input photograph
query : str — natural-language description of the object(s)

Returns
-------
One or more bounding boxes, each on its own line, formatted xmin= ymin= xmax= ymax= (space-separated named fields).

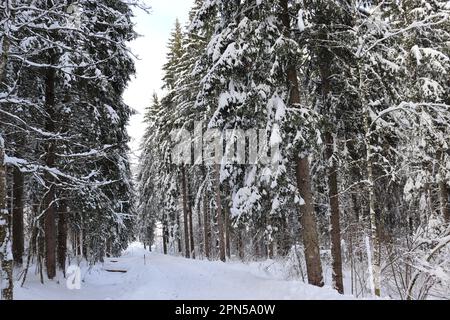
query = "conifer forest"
xmin=0 ymin=0 xmax=449 ymax=302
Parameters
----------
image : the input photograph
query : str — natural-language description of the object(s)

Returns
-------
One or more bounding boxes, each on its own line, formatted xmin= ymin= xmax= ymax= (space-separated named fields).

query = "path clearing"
xmin=16 ymin=243 xmax=353 ymax=300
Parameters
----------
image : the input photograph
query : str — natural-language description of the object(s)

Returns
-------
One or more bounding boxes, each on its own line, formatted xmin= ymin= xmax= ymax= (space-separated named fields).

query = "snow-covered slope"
xmin=15 ymin=243 xmax=354 ymax=300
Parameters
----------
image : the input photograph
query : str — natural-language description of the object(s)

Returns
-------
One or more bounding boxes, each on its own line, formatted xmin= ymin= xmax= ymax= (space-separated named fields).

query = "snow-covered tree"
xmin=0 ymin=133 xmax=13 ymax=300
xmin=1 ymin=0 xmax=140 ymax=281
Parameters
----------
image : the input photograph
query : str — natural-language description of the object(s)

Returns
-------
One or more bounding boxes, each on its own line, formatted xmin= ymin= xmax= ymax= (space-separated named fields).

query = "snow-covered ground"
xmin=15 ymin=242 xmax=355 ymax=300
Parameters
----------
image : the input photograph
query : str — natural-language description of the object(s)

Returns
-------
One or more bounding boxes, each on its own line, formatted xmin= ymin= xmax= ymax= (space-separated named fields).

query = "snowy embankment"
xmin=15 ymin=243 xmax=354 ymax=300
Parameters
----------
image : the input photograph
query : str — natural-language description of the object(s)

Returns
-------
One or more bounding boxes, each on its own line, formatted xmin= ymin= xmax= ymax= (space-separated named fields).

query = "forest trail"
xmin=15 ymin=243 xmax=352 ymax=300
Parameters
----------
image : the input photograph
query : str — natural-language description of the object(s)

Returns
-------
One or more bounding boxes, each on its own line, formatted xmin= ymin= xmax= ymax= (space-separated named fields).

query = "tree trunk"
xmin=325 ymin=133 xmax=344 ymax=293
xmin=187 ymin=182 xmax=195 ymax=259
xmin=439 ymin=181 xmax=449 ymax=223
xmin=437 ymin=150 xmax=449 ymax=223
xmin=162 ymin=217 xmax=168 ymax=255
xmin=295 ymin=157 xmax=324 ymax=286
xmin=106 ymin=238 xmax=111 ymax=257
xmin=238 ymin=228 xmax=244 ymax=260
xmin=268 ymin=242 xmax=274 ymax=259
xmin=176 ymin=210 xmax=182 ymax=253
xmin=277 ymin=213 xmax=290 ymax=256
xmin=279 ymin=0 xmax=323 ymax=287
xmin=76 ymin=229 xmax=81 ymax=256
xmin=0 ymin=135 xmax=13 ymax=300
xmin=44 ymin=58 xmax=57 ymax=280
xmin=0 ymin=15 xmax=14 ymax=299
xmin=215 ymin=164 xmax=226 ymax=262
xmin=197 ymin=196 xmax=203 ymax=257
xmin=38 ymin=230 xmax=45 ymax=284
xmin=326 ymin=133 xmax=344 ymax=294
xmin=0 ymin=22 xmax=10 ymax=84
xmin=203 ymin=193 xmax=211 ymax=260
xmin=225 ymin=205 xmax=231 ymax=259
xmin=364 ymin=107 xmax=381 ymax=297
xmin=181 ymin=166 xmax=190 ymax=258
xmin=57 ymin=200 xmax=68 ymax=274
xmin=12 ymin=167 xmax=24 ymax=265
xmin=82 ymin=228 xmax=87 ymax=260
xmin=318 ymin=29 xmax=344 ymax=292
xmin=20 ymin=202 xmax=40 ymax=288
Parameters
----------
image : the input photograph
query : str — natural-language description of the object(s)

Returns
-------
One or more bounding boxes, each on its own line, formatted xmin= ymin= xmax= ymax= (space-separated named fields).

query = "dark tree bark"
xmin=81 ymin=225 xmax=88 ymax=260
xmin=203 ymin=193 xmax=211 ymax=259
xmin=187 ymin=181 xmax=195 ymax=259
xmin=57 ymin=200 xmax=68 ymax=274
xmin=280 ymin=0 xmax=324 ymax=287
xmin=294 ymin=158 xmax=324 ymax=286
xmin=0 ymin=135 xmax=13 ymax=300
xmin=20 ymin=201 xmax=40 ymax=287
xmin=12 ymin=167 xmax=24 ymax=265
xmin=75 ymin=230 xmax=81 ymax=256
xmin=176 ymin=210 xmax=182 ymax=253
xmin=278 ymin=213 xmax=291 ymax=256
xmin=325 ymin=132 xmax=344 ymax=294
xmin=43 ymin=58 xmax=57 ymax=280
xmin=106 ymin=238 xmax=111 ymax=257
xmin=188 ymin=209 xmax=195 ymax=259
xmin=254 ymin=236 xmax=260 ymax=259
xmin=440 ymin=182 xmax=449 ymax=223
xmin=225 ymin=205 xmax=231 ymax=259
xmin=364 ymin=108 xmax=381 ymax=296
xmin=162 ymin=217 xmax=168 ymax=255
xmin=268 ymin=242 xmax=274 ymax=259
xmin=215 ymin=164 xmax=226 ymax=262
xmin=238 ymin=228 xmax=244 ymax=260
xmin=438 ymin=150 xmax=450 ymax=223
xmin=320 ymin=51 xmax=344 ymax=293
xmin=181 ymin=166 xmax=190 ymax=258
xmin=0 ymin=24 xmax=9 ymax=83
xmin=197 ymin=195 xmax=204 ymax=257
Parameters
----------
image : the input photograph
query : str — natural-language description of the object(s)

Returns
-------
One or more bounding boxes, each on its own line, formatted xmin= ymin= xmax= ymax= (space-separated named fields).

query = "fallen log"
xmin=104 ymin=269 xmax=127 ymax=273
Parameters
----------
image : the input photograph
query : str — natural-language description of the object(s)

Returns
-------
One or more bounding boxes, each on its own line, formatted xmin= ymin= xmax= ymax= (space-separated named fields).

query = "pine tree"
xmin=0 ymin=133 xmax=13 ymax=300
xmin=1 ymin=0 xmax=139 ymax=281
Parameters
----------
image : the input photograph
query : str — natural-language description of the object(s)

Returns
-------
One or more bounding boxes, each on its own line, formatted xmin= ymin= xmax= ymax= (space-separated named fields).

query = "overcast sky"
xmin=123 ymin=0 xmax=194 ymax=164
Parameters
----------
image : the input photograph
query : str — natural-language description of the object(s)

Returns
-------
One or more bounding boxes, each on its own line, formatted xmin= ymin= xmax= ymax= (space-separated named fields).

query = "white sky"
xmin=123 ymin=0 xmax=194 ymax=165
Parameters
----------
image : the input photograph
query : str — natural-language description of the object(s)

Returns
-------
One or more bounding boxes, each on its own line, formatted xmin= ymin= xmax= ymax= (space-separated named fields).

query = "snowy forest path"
xmin=15 ymin=243 xmax=352 ymax=300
